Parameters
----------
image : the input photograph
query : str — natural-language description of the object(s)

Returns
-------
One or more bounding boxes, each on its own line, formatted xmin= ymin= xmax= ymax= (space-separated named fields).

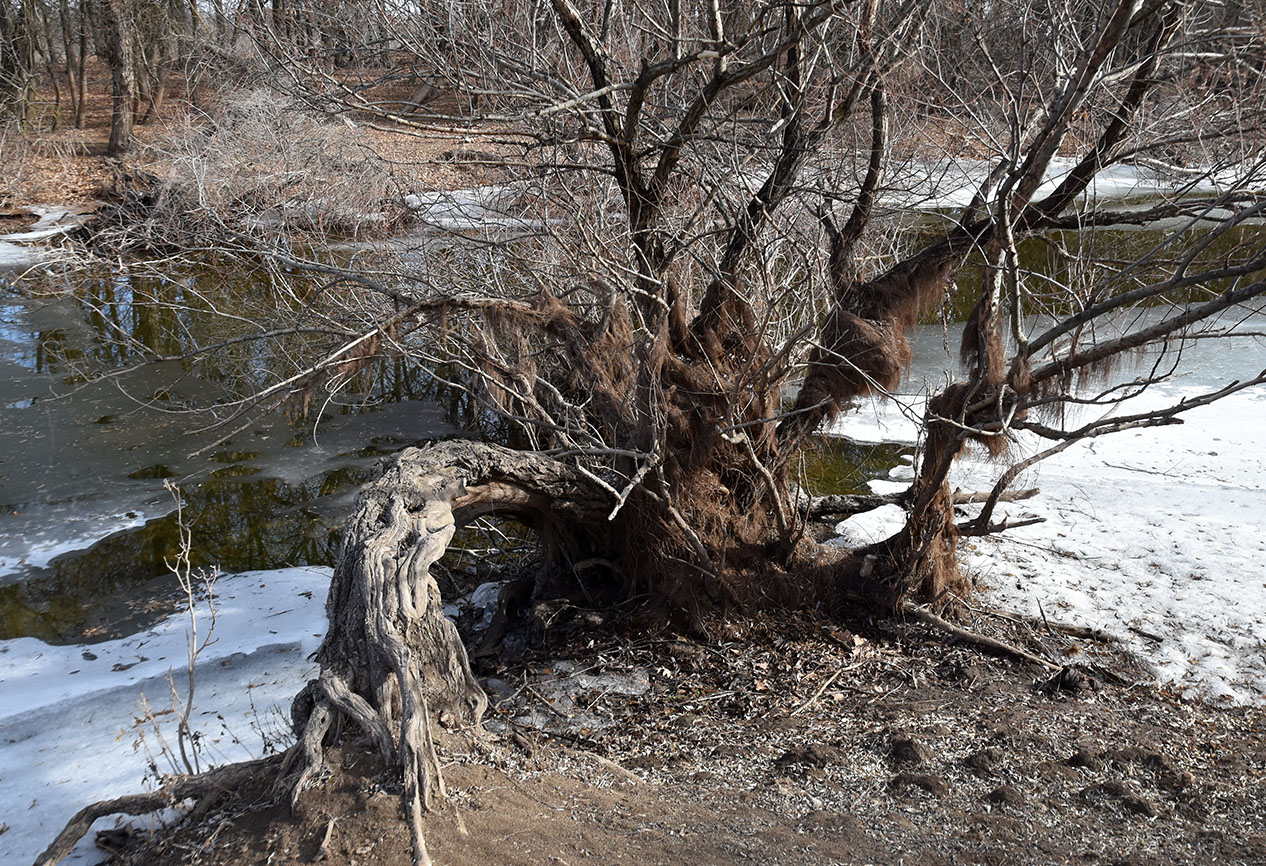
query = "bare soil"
xmin=104 ymin=609 xmax=1265 ymax=866
xmin=2 ymin=64 xmax=129 ymax=205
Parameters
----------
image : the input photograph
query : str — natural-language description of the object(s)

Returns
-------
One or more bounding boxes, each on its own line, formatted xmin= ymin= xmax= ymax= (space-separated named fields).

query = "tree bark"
xmin=95 ymin=0 xmax=133 ymax=155
xmin=286 ymin=440 xmax=608 ymax=866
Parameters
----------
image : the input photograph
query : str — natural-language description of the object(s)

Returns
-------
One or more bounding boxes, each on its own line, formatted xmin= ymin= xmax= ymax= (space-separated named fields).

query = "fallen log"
xmin=808 ymin=487 xmax=1039 ymax=518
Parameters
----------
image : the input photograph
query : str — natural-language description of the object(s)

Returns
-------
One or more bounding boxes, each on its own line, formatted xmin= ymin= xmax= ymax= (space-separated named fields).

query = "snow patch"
xmin=955 ymin=383 xmax=1266 ymax=705
xmin=0 ymin=567 xmax=330 ymax=866
xmin=825 ymin=323 xmax=1266 ymax=705
xmin=828 ymin=504 xmax=907 ymax=550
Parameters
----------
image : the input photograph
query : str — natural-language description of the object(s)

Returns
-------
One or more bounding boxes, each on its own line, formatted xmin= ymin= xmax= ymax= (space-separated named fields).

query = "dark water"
xmin=0 ymin=266 xmax=479 ymax=642
xmin=801 ymin=438 xmax=912 ymax=495
xmin=920 ymin=218 xmax=1265 ymax=322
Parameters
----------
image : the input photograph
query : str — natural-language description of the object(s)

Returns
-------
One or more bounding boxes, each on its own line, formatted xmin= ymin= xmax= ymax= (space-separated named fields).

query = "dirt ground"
xmin=101 ymin=608 xmax=1265 ymax=866
xmin=2 ymin=64 xmax=126 ymax=205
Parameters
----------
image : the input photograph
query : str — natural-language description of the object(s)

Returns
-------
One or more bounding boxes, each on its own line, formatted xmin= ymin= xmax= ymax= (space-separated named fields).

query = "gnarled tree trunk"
xmin=284 ymin=440 xmax=608 ymax=866
xmin=280 ymin=434 xmax=940 ymax=866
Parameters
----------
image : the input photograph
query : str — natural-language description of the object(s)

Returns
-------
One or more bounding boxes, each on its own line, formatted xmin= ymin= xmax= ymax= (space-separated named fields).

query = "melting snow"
xmin=0 ymin=567 xmax=329 ymax=866
xmin=826 ymin=323 xmax=1266 ymax=705
xmin=955 ymin=382 xmax=1266 ymax=705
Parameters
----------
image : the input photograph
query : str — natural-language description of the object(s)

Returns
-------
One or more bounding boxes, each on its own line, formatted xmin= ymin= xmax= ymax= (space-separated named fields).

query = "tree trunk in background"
xmin=33 ymin=0 xmax=64 ymax=129
xmin=0 ymin=0 xmax=35 ymax=122
xmin=57 ymin=0 xmax=80 ymax=124
xmin=74 ymin=0 xmax=86 ymax=127
xmin=96 ymin=0 xmax=133 ymax=155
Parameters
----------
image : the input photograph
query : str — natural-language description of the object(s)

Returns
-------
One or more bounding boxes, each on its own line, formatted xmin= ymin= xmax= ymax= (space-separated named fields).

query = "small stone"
xmin=1162 ymin=770 xmax=1196 ymax=793
xmin=1040 ymin=665 xmax=1087 ymax=695
xmin=1068 ymin=749 xmax=1104 ymax=771
xmin=891 ymin=772 xmax=950 ymax=797
xmin=1037 ymin=760 xmax=1080 ymax=782
xmin=988 ymin=722 xmax=1022 ymax=745
xmin=952 ymin=662 xmax=987 ymax=686
xmin=1087 ymin=780 xmax=1159 ymax=818
xmin=1124 ymin=795 xmax=1159 ymax=818
xmin=965 ymin=747 xmax=1003 ymax=773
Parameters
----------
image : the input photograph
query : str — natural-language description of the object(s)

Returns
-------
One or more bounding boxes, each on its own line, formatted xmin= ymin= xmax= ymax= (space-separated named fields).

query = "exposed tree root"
xmin=280 ymin=441 xmax=608 ymax=866
xmin=37 ymin=442 xmax=609 ymax=866
xmin=807 ymin=487 xmax=1039 ymax=519
xmin=33 ymin=755 xmax=284 ymax=866
xmin=901 ymin=602 xmax=1061 ymax=671
xmin=957 ymin=601 xmax=1116 ymax=645
xmin=1019 ymin=615 xmax=1114 ymax=643
xmin=951 ymin=488 xmax=1040 ymax=506
xmin=956 ymin=514 xmax=1046 ymax=537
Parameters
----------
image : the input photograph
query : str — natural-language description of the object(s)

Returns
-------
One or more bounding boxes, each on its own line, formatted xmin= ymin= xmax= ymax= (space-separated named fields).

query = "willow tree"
xmin=38 ymin=1 xmax=1266 ymax=865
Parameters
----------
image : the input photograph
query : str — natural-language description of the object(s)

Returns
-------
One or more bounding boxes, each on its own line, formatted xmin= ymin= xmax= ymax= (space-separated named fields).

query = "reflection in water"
xmin=0 ymin=263 xmax=481 ymax=643
xmin=10 ymin=264 xmax=519 ymax=428
xmin=926 ymin=220 xmax=1266 ymax=322
xmin=0 ymin=461 xmax=372 ymax=642
xmin=802 ymin=439 xmax=913 ymax=496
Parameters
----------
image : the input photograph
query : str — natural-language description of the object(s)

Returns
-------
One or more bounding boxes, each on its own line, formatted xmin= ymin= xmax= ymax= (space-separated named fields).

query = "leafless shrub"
xmin=126 ymin=88 xmax=403 ymax=246
xmin=132 ymin=483 xmax=219 ymax=786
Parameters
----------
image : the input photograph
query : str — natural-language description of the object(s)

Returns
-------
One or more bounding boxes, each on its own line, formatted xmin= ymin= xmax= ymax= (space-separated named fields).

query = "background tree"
xmin=0 ymin=0 xmax=96 ymax=129
xmin=93 ymin=0 xmax=134 ymax=153
xmin=1 ymin=0 xmax=40 ymax=122
xmin=0 ymin=0 xmax=259 ymax=135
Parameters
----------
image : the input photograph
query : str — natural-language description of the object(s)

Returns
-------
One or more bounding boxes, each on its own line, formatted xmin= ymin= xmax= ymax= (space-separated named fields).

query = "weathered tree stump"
xmin=283 ymin=440 xmax=607 ymax=866
xmin=32 ymin=440 xmax=611 ymax=866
